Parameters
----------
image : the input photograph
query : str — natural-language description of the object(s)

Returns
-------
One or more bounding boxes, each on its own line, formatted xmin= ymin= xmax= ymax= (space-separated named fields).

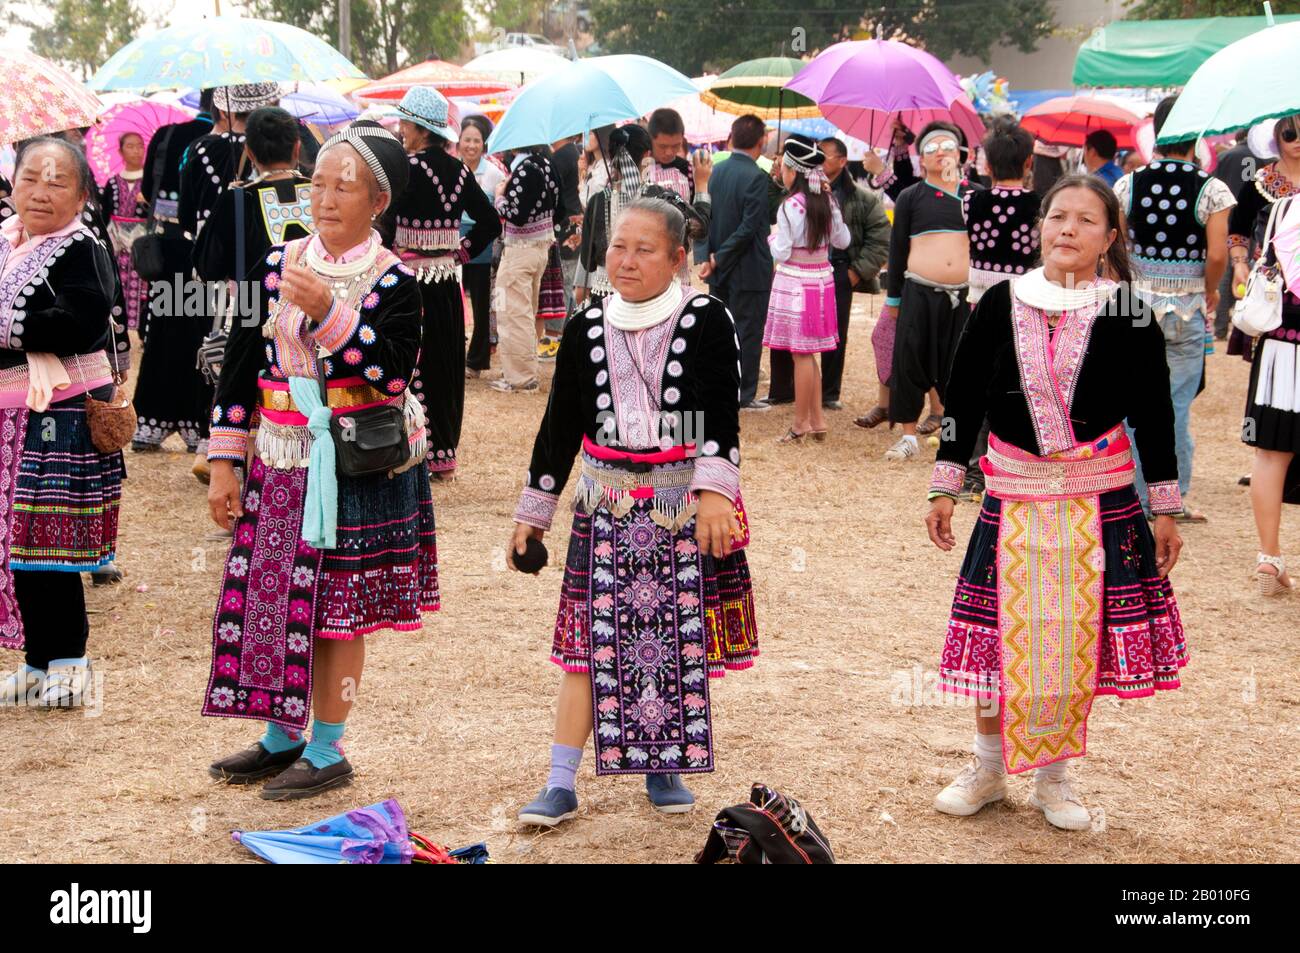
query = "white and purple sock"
xmin=546 ymin=743 xmax=583 ymax=792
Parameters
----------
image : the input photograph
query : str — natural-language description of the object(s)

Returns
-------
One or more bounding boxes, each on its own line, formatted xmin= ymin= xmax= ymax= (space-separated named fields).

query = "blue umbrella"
xmin=486 ymin=55 xmax=697 ymax=153
xmin=89 ymin=16 xmax=366 ymax=94
xmin=232 ymin=799 xmax=415 ymax=864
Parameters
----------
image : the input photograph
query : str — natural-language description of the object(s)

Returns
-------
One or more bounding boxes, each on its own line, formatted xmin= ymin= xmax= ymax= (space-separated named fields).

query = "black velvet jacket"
xmin=384 ymin=146 xmax=501 ymax=258
xmin=0 ymin=229 xmax=116 ymax=371
xmin=936 ymin=280 xmax=1178 ymax=488
xmin=518 ymin=293 xmax=741 ymax=520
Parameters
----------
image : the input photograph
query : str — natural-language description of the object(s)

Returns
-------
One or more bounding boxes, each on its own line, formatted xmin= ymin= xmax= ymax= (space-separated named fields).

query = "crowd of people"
xmin=0 ymin=75 xmax=1294 ymax=836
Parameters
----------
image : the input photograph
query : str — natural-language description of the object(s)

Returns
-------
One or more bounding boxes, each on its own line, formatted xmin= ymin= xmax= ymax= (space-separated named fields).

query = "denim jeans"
xmin=1130 ymin=307 xmax=1205 ymax=509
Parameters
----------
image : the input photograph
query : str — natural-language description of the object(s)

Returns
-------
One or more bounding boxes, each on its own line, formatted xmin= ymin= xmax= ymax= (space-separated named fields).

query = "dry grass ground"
xmin=1 ymin=294 xmax=1296 ymax=864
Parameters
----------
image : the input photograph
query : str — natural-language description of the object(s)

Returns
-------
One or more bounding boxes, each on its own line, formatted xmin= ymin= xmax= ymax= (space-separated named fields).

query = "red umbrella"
xmin=1021 ymin=95 xmax=1142 ymax=151
xmin=353 ymin=60 xmax=514 ymax=101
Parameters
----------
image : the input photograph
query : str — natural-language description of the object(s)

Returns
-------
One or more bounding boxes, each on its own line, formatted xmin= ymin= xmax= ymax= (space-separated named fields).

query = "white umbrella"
xmin=463 ymin=49 xmax=572 ymax=86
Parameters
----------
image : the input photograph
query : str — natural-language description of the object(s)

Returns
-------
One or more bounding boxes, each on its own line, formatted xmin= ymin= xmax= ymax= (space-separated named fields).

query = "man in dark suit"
xmin=703 ymin=114 xmax=773 ymax=409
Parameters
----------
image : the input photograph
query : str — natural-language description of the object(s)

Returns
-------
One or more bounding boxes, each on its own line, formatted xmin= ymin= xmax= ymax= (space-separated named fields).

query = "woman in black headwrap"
xmin=202 ymin=121 xmax=439 ymax=800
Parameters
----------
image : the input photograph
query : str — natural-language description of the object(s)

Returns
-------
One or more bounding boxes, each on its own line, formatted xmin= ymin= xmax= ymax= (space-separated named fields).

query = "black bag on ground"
xmin=695 ymin=783 xmax=834 ymax=864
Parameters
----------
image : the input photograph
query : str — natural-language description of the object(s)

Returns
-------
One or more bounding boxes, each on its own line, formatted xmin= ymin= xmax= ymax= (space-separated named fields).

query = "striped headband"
xmin=320 ymin=125 xmax=402 ymax=197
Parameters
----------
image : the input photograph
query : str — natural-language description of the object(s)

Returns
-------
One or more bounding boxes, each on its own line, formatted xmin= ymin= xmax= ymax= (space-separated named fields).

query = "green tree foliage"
xmin=1126 ymin=1 xmax=1266 ymax=17
xmin=475 ymin=0 xmax=551 ymax=33
xmin=589 ymin=0 xmax=1056 ymax=75
xmin=11 ymin=0 xmax=147 ymax=78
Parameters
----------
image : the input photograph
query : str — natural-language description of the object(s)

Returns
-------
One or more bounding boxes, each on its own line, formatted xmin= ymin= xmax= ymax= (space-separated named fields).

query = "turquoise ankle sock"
xmin=303 ymin=719 xmax=346 ymax=768
xmin=260 ymin=722 xmax=303 ymax=754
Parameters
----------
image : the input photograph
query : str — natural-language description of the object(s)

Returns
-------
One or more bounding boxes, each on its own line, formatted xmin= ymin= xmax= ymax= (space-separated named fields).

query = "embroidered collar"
xmin=1013 ymin=266 xmax=1115 ymax=312
xmin=606 ymin=283 xmax=684 ymax=332
xmin=1258 ymin=163 xmax=1300 ymax=202
xmin=306 ymin=230 xmax=382 ymax=275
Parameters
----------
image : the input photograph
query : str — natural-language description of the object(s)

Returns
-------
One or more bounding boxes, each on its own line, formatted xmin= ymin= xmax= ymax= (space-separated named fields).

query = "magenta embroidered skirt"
xmin=939 ymin=486 xmax=1188 ymax=701
xmin=762 ymin=259 xmax=838 ymax=354
xmin=203 ymin=458 xmax=439 ymax=729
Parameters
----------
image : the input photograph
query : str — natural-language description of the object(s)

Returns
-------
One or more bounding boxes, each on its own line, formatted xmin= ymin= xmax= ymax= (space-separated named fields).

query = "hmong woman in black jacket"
xmin=508 ymin=194 xmax=757 ymax=827
xmin=925 ymin=175 xmax=1187 ymax=832
xmin=203 ymin=123 xmax=438 ymax=800
xmin=388 ymin=87 xmax=501 ymax=477
xmin=0 ymin=139 xmax=125 ymax=708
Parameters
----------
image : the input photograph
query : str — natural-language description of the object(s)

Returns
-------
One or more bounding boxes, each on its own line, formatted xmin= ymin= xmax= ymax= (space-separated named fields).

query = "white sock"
xmin=903 ymin=434 xmax=918 ymax=445
xmin=973 ymin=733 xmax=1005 ymax=775
xmin=1036 ymin=761 xmax=1069 ymax=783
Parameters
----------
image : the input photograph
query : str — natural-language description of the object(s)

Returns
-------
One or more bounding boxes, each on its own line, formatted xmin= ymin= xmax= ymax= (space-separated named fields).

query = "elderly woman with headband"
xmin=203 ymin=121 xmax=438 ymax=801
xmin=508 ymin=190 xmax=758 ymax=827
xmin=764 ymin=138 xmax=850 ymax=443
xmin=0 ymin=138 xmax=125 ymax=709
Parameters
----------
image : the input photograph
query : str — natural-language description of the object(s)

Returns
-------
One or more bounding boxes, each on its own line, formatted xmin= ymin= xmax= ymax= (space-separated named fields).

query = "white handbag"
xmin=1232 ymin=197 xmax=1289 ymax=337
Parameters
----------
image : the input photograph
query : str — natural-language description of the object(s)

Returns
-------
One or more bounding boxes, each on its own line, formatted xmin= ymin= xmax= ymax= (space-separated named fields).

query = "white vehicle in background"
xmin=474 ymin=32 xmax=568 ymax=58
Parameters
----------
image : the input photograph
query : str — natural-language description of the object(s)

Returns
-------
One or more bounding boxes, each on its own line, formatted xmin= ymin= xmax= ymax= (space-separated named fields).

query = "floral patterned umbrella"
xmin=88 ymin=16 xmax=366 ymax=94
xmin=0 ymin=49 xmax=103 ymax=144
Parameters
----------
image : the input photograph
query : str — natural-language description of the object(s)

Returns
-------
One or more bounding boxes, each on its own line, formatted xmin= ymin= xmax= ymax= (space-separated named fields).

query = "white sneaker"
xmin=884 ymin=435 xmax=919 ymax=461
xmin=40 ymin=657 xmax=93 ymax=708
xmin=933 ymin=758 xmax=1007 ymax=816
xmin=1029 ymin=775 xmax=1092 ymax=830
xmin=489 ymin=379 xmax=538 ymax=393
xmin=0 ymin=665 xmax=45 ymax=707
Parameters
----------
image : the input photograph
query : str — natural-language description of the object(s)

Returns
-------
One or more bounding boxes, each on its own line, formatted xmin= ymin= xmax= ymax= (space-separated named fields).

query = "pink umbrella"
xmin=1021 ymin=95 xmax=1141 ymax=151
xmin=0 ymin=49 xmax=103 ymax=144
xmin=785 ymin=40 xmax=985 ymax=150
xmin=85 ymin=100 xmax=196 ymax=187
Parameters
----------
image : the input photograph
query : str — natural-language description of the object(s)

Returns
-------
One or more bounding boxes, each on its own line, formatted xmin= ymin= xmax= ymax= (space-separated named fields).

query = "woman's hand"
xmin=695 ymin=489 xmax=739 ymax=559
xmin=1232 ymin=260 xmax=1250 ymax=297
xmin=507 ymin=522 xmax=544 ymax=572
xmin=925 ymin=496 xmax=957 ymax=551
xmin=1153 ymin=514 xmax=1182 ymax=577
xmin=208 ymin=460 xmax=243 ymax=530
xmin=280 ymin=262 xmax=334 ymax=324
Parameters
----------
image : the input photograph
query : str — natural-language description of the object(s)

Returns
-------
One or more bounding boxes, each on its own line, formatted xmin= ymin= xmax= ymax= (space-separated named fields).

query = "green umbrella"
xmin=698 ymin=57 xmax=820 ymax=119
xmin=1158 ymin=19 xmax=1300 ymax=143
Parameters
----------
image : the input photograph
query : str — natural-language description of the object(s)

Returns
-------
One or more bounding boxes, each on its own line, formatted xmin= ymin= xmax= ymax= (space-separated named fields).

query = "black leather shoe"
xmin=209 ymin=742 xmax=306 ymax=784
xmin=260 ymin=758 xmax=354 ymax=800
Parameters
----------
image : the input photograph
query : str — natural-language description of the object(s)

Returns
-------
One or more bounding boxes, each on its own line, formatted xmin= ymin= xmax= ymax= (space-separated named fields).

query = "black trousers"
xmin=14 ymin=570 xmax=88 ymax=669
xmin=889 ymin=277 xmax=969 ymax=424
xmin=463 ymin=262 xmax=493 ymax=371
xmin=767 ymin=262 xmax=854 ymax=404
xmin=714 ymin=280 xmax=770 ymax=405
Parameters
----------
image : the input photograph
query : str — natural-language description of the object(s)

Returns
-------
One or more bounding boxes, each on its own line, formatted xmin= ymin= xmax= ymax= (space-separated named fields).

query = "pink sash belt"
xmin=981 ymin=424 xmax=1134 ymax=500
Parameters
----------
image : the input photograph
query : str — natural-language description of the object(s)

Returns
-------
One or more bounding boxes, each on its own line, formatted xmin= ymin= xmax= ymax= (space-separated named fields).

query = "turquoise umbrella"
xmin=89 ymin=16 xmax=366 ymax=94
xmin=486 ymin=55 xmax=697 ymax=153
xmin=1157 ymin=19 xmax=1300 ymax=143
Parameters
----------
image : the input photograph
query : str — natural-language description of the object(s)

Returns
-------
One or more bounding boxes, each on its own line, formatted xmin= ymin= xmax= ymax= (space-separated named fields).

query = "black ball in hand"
xmin=513 ymin=536 xmax=548 ymax=574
